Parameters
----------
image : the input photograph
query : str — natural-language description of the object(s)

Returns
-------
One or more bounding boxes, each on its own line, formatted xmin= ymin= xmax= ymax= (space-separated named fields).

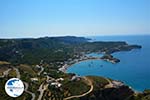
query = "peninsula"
xmin=0 ymin=36 xmax=149 ymax=100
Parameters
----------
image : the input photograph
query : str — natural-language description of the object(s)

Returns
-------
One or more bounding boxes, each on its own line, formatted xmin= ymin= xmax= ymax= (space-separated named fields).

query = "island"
xmin=0 ymin=36 xmax=149 ymax=100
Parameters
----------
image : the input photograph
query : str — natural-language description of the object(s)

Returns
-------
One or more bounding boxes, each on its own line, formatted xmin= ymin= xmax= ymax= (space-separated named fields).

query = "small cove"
xmin=67 ymin=35 xmax=150 ymax=91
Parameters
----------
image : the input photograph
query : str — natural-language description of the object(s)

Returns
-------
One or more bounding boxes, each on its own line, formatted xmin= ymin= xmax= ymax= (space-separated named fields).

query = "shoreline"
xmin=59 ymin=54 xmax=119 ymax=73
xmin=58 ymin=55 xmax=144 ymax=93
xmin=59 ymin=57 xmax=102 ymax=73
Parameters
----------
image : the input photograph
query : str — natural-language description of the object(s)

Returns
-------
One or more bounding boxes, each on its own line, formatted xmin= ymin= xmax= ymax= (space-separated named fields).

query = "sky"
xmin=0 ymin=0 xmax=150 ymax=38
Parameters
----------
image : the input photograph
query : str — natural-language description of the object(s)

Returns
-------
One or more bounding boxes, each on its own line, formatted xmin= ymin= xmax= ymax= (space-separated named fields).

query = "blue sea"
xmin=67 ymin=35 xmax=150 ymax=91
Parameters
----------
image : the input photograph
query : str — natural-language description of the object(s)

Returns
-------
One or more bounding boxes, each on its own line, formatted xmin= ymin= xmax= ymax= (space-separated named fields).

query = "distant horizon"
xmin=0 ymin=33 xmax=150 ymax=39
xmin=0 ymin=0 xmax=149 ymax=38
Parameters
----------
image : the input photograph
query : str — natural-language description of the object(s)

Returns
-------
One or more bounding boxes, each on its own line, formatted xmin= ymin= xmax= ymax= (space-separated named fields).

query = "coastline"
xmin=58 ymin=53 xmax=144 ymax=93
xmin=59 ymin=57 xmax=102 ymax=73
xmin=59 ymin=53 xmax=120 ymax=73
xmin=61 ymin=58 xmax=141 ymax=93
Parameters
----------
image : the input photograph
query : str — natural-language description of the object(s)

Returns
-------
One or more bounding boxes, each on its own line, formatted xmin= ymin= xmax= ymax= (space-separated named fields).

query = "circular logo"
xmin=5 ymin=78 xmax=24 ymax=97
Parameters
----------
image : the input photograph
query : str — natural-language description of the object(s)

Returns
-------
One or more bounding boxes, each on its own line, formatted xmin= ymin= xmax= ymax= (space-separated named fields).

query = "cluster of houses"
xmin=58 ymin=55 xmax=98 ymax=72
xmin=47 ymin=75 xmax=81 ymax=88
xmin=30 ymin=74 xmax=81 ymax=89
xmin=46 ymin=77 xmax=64 ymax=88
xmin=31 ymin=58 xmax=83 ymax=89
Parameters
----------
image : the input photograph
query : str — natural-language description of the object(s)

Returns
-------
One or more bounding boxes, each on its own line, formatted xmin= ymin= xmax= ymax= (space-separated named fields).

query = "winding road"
xmin=104 ymin=78 xmax=114 ymax=88
xmin=37 ymin=65 xmax=44 ymax=76
xmin=64 ymin=77 xmax=93 ymax=100
xmin=64 ymin=77 xmax=114 ymax=100
xmin=14 ymin=67 xmax=36 ymax=100
xmin=13 ymin=67 xmax=20 ymax=79
xmin=24 ymin=82 xmax=36 ymax=100
xmin=37 ymin=75 xmax=50 ymax=100
xmin=37 ymin=83 xmax=49 ymax=100
xmin=1 ymin=68 xmax=11 ymax=77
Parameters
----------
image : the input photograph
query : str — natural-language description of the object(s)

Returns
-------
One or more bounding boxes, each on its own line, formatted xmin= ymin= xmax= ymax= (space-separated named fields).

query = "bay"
xmin=67 ymin=35 xmax=150 ymax=91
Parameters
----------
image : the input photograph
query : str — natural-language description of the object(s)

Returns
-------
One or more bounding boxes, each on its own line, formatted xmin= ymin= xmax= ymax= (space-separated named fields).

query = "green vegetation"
xmin=8 ymin=69 xmax=17 ymax=78
xmin=62 ymin=78 xmax=90 ymax=96
xmin=0 ymin=36 xmax=141 ymax=65
xmin=18 ymin=64 xmax=36 ymax=82
xmin=0 ymin=36 xmax=146 ymax=100
xmin=87 ymin=76 xmax=109 ymax=89
xmin=45 ymin=77 xmax=90 ymax=100
xmin=80 ymin=76 xmax=134 ymax=100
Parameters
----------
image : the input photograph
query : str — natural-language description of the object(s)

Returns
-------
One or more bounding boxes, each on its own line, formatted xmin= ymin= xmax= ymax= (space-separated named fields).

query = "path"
xmin=37 ymin=75 xmax=49 ymax=100
xmin=1 ymin=68 xmax=11 ymax=77
xmin=13 ymin=67 xmax=20 ymax=79
xmin=24 ymin=82 xmax=36 ymax=100
xmin=104 ymin=78 xmax=114 ymax=88
xmin=38 ymin=65 xmax=44 ymax=76
xmin=14 ymin=67 xmax=36 ymax=100
xmin=64 ymin=77 xmax=93 ymax=100
xmin=37 ymin=82 xmax=49 ymax=100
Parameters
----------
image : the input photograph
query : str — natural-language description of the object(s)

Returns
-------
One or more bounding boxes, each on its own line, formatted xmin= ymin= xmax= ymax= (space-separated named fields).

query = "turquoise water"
xmin=67 ymin=35 xmax=150 ymax=91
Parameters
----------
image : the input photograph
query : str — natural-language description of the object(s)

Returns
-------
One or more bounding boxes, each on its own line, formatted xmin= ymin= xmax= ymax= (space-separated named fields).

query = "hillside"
xmin=0 ymin=36 xmax=145 ymax=100
xmin=0 ymin=36 xmax=141 ymax=65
